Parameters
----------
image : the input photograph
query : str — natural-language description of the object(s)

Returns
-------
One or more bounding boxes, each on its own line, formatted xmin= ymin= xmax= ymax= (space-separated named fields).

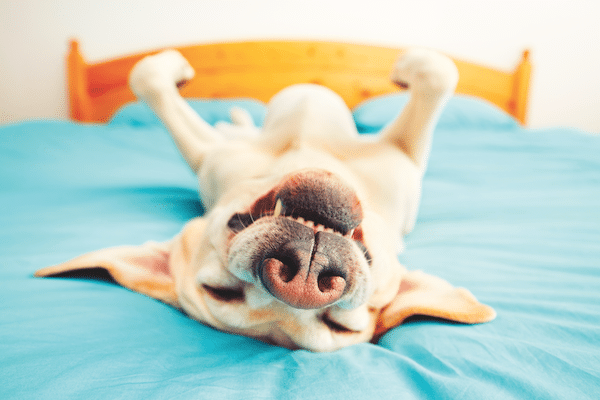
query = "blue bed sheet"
xmin=1 ymin=96 xmax=599 ymax=399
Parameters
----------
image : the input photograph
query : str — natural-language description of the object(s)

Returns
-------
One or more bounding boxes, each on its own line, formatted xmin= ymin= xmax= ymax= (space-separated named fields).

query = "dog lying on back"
xmin=36 ymin=47 xmax=495 ymax=351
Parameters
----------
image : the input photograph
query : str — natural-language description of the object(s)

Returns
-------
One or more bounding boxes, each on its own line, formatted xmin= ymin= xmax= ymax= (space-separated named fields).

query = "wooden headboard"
xmin=67 ymin=39 xmax=531 ymax=124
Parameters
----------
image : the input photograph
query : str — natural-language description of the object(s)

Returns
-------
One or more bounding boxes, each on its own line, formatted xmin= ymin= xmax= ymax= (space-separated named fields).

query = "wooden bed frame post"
xmin=67 ymin=40 xmax=93 ymax=122
xmin=512 ymin=50 xmax=532 ymax=125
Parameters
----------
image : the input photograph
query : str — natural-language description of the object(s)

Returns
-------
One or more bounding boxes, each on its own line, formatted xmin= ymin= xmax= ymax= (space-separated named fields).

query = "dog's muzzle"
xmin=227 ymin=170 xmax=369 ymax=309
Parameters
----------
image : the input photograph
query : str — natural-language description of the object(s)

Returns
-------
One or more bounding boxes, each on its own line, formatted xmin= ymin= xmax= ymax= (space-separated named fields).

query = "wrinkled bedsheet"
xmin=1 ymin=95 xmax=599 ymax=399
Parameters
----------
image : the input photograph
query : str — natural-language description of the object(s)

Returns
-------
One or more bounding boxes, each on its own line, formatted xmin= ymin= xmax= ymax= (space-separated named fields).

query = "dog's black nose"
xmin=260 ymin=255 xmax=346 ymax=309
xmin=257 ymin=221 xmax=359 ymax=309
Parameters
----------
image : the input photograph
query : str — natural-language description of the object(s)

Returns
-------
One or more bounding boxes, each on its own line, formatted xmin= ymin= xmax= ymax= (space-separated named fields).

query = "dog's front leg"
xmin=129 ymin=51 xmax=224 ymax=173
xmin=381 ymin=49 xmax=459 ymax=170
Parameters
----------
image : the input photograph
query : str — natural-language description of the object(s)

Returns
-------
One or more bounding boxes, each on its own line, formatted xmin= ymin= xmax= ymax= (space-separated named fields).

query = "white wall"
xmin=1 ymin=0 xmax=599 ymax=132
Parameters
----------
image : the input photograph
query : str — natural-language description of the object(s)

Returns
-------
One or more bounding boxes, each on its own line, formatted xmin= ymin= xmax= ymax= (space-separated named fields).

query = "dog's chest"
xmin=201 ymin=143 xmax=356 ymax=200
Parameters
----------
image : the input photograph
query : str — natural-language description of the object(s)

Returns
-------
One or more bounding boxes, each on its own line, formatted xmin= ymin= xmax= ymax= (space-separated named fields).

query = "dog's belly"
xmin=200 ymin=144 xmax=362 ymax=207
xmin=260 ymin=84 xmax=360 ymax=150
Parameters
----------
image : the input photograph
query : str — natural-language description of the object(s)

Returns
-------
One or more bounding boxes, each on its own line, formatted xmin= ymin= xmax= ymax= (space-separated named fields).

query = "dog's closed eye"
xmin=202 ymin=284 xmax=245 ymax=302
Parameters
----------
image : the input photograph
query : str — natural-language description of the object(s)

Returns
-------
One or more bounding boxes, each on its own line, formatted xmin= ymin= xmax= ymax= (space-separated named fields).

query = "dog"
xmin=35 ymin=47 xmax=495 ymax=352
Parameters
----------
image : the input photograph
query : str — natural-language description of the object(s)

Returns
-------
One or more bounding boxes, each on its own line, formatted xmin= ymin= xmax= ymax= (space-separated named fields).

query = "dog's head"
xmin=36 ymin=168 xmax=495 ymax=351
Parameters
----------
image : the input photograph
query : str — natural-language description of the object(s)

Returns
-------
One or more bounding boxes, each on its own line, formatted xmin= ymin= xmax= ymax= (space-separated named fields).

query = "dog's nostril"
xmin=262 ymin=257 xmax=297 ymax=283
xmin=317 ymin=272 xmax=346 ymax=293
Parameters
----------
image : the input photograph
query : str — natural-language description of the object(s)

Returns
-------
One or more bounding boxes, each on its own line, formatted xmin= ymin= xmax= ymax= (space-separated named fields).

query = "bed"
xmin=1 ymin=40 xmax=599 ymax=399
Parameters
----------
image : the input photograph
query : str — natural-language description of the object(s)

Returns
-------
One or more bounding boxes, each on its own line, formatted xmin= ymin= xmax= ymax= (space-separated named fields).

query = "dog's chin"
xmin=224 ymin=169 xmax=372 ymax=312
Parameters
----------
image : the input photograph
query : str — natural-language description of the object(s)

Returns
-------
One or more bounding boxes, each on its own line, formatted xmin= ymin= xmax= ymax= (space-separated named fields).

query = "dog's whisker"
xmin=237 ymin=215 xmax=247 ymax=229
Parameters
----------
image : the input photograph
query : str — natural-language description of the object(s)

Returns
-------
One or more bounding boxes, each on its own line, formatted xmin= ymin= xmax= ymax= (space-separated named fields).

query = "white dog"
xmin=36 ymin=48 xmax=495 ymax=352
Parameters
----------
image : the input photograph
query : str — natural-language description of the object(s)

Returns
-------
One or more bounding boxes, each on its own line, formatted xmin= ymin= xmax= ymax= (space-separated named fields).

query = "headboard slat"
xmin=67 ymin=40 xmax=531 ymax=124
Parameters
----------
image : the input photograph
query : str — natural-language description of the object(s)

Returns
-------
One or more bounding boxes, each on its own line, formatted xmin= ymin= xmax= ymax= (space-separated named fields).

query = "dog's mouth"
xmin=226 ymin=170 xmax=371 ymax=310
xmin=227 ymin=170 xmax=363 ymax=236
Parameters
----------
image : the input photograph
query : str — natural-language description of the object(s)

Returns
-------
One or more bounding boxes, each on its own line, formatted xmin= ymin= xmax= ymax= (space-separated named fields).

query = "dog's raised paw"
xmin=129 ymin=50 xmax=195 ymax=100
xmin=390 ymin=48 xmax=458 ymax=94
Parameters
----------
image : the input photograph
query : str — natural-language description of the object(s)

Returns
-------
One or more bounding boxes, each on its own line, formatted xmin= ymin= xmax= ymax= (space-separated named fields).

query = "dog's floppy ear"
xmin=34 ymin=240 xmax=179 ymax=306
xmin=375 ymin=270 xmax=496 ymax=336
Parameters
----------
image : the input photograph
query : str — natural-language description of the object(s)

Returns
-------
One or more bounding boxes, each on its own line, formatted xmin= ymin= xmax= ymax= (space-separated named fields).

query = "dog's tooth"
xmin=305 ymin=220 xmax=314 ymax=228
xmin=347 ymin=228 xmax=355 ymax=238
xmin=273 ymin=199 xmax=283 ymax=218
xmin=297 ymin=216 xmax=305 ymax=224
xmin=325 ymin=227 xmax=335 ymax=234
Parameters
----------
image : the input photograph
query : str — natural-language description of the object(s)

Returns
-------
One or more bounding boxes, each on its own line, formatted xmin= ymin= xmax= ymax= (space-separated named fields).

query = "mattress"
xmin=1 ymin=94 xmax=599 ymax=399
